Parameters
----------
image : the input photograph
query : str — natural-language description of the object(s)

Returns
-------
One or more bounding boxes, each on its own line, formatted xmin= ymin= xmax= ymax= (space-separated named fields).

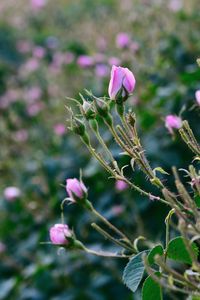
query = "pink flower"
xmin=31 ymin=0 xmax=47 ymax=10
xmin=77 ymin=55 xmax=94 ymax=68
xmin=49 ymin=224 xmax=71 ymax=245
xmin=112 ymin=205 xmax=124 ymax=216
xmin=116 ymin=32 xmax=130 ymax=49
xmin=17 ymin=40 xmax=32 ymax=53
xmin=14 ymin=129 xmax=28 ymax=142
xmin=96 ymin=37 xmax=107 ymax=51
xmin=27 ymin=102 xmax=44 ymax=116
xmin=130 ymin=41 xmax=140 ymax=53
xmin=25 ymin=86 xmax=42 ymax=102
xmin=32 ymin=46 xmax=46 ymax=59
xmin=23 ymin=58 xmax=40 ymax=73
xmin=66 ymin=178 xmax=87 ymax=201
xmin=165 ymin=115 xmax=182 ymax=134
xmin=63 ymin=52 xmax=75 ymax=64
xmin=108 ymin=57 xmax=121 ymax=66
xmin=168 ymin=0 xmax=182 ymax=12
xmin=195 ymin=90 xmax=200 ymax=106
xmin=0 ymin=242 xmax=6 ymax=254
xmin=108 ymin=65 xmax=136 ymax=100
xmin=115 ymin=180 xmax=129 ymax=192
xmin=95 ymin=64 xmax=109 ymax=78
xmin=54 ymin=123 xmax=66 ymax=136
xmin=4 ymin=186 xmax=21 ymax=202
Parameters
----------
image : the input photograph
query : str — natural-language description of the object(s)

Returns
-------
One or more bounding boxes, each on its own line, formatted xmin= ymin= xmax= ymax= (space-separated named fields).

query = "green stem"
xmin=91 ymin=223 xmax=134 ymax=252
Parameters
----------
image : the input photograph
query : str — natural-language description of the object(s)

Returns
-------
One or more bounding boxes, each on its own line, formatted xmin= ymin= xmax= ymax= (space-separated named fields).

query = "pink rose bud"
xmin=108 ymin=65 xmax=136 ymax=101
xmin=116 ymin=32 xmax=130 ymax=49
xmin=115 ymin=180 xmax=129 ymax=192
xmin=195 ymin=90 xmax=200 ymax=106
xmin=49 ymin=224 xmax=72 ymax=245
xmin=4 ymin=186 xmax=21 ymax=202
xmin=165 ymin=115 xmax=182 ymax=134
xmin=66 ymin=178 xmax=87 ymax=202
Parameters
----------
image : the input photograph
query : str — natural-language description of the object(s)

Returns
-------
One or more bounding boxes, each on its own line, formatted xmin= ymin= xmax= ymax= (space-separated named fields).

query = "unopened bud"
xmin=71 ymin=117 xmax=86 ymax=136
xmin=94 ymin=98 xmax=109 ymax=118
xmin=49 ymin=224 xmax=73 ymax=245
xmin=82 ymin=101 xmax=95 ymax=119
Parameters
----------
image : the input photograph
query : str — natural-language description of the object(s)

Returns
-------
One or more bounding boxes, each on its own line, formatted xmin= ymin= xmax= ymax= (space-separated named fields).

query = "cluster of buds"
xmin=48 ymin=64 xmax=200 ymax=297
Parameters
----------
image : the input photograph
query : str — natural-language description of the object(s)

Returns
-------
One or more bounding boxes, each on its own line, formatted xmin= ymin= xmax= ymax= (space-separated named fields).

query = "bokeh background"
xmin=1 ymin=0 xmax=200 ymax=299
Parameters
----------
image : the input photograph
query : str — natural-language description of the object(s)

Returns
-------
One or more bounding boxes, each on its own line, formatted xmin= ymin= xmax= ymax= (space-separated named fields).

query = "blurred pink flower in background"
xmin=63 ymin=52 xmax=75 ymax=64
xmin=112 ymin=205 xmax=124 ymax=216
xmin=54 ymin=123 xmax=66 ymax=136
xmin=23 ymin=58 xmax=40 ymax=73
xmin=49 ymin=224 xmax=71 ymax=245
xmin=130 ymin=41 xmax=140 ymax=53
xmin=27 ymin=102 xmax=44 ymax=116
xmin=31 ymin=0 xmax=47 ymax=10
xmin=14 ymin=129 xmax=29 ymax=142
xmin=32 ymin=46 xmax=46 ymax=59
xmin=115 ymin=180 xmax=128 ymax=192
xmin=94 ymin=53 xmax=106 ymax=64
xmin=96 ymin=37 xmax=107 ymax=51
xmin=108 ymin=57 xmax=121 ymax=66
xmin=0 ymin=242 xmax=6 ymax=254
xmin=116 ymin=32 xmax=130 ymax=49
xmin=195 ymin=90 xmax=200 ymax=106
xmin=17 ymin=40 xmax=32 ymax=54
xmin=165 ymin=115 xmax=182 ymax=134
xmin=95 ymin=64 xmax=109 ymax=78
xmin=25 ymin=86 xmax=42 ymax=102
xmin=108 ymin=65 xmax=136 ymax=100
xmin=4 ymin=186 xmax=21 ymax=202
xmin=77 ymin=55 xmax=94 ymax=68
xmin=168 ymin=0 xmax=183 ymax=12
xmin=0 ymin=89 xmax=20 ymax=109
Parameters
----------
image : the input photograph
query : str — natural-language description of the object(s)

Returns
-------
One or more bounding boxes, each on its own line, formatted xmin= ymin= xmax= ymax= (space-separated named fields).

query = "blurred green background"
xmin=0 ymin=0 xmax=200 ymax=299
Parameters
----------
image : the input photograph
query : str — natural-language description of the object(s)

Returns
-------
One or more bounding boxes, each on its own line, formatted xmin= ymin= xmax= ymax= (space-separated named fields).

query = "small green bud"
xmin=115 ymin=87 xmax=129 ymax=104
xmin=89 ymin=119 xmax=98 ymax=132
xmin=94 ymin=98 xmax=109 ymax=118
xmin=71 ymin=117 xmax=86 ymax=136
xmin=82 ymin=100 xmax=95 ymax=119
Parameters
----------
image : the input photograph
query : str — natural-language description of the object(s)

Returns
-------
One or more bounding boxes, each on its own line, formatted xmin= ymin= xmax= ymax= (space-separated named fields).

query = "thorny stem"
xmin=105 ymin=119 xmax=164 ymax=188
xmin=89 ymin=120 xmax=120 ymax=172
xmin=82 ymin=245 xmax=131 ymax=258
xmin=164 ymin=209 xmax=175 ymax=261
xmin=89 ymin=203 xmax=132 ymax=246
xmin=156 ymin=256 xmax=200 ymax=292
xmin=81 ymin=137 xmax=168 ymax=205
xmin=143 ymin=254 xmax=200 ymax=296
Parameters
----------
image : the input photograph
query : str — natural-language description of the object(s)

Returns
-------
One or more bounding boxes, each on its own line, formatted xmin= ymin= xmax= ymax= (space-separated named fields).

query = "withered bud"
xmin=127 ymin=112 xmax=136 ymax=128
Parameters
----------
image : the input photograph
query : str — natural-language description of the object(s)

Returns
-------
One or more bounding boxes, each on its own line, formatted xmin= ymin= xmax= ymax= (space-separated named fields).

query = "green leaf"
xmin=194 ymin=194 xmax=200 ymax=208
xmin=167 ymin=237 xmax=198 ymax=265
xmin=142 ymin=273 xmax=163 ymax=300
xmin=148 ymin=245 xmax=164 ymax=265
xmin=123 ymin=250 xmax=149 ymax=293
